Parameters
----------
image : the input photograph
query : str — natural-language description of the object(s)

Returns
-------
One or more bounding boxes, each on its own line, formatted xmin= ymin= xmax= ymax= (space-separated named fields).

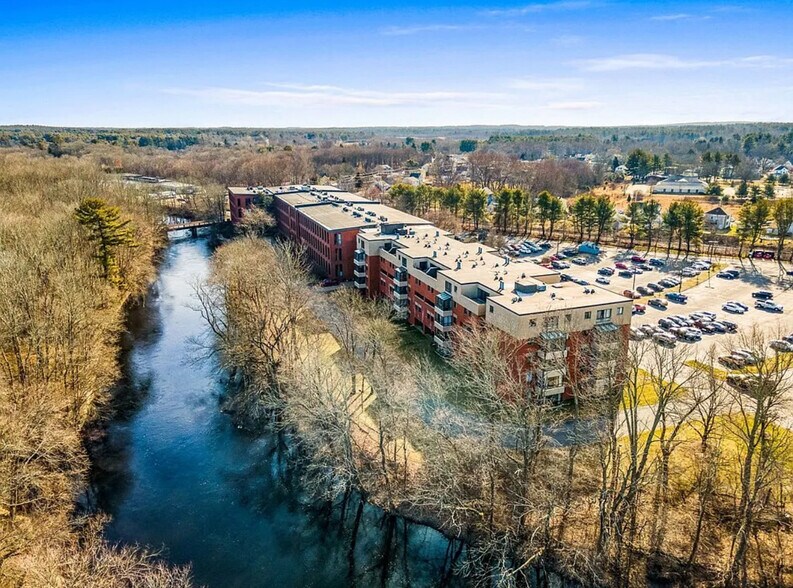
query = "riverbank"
xmin=0 ymin=153 xmax=193 ymax=586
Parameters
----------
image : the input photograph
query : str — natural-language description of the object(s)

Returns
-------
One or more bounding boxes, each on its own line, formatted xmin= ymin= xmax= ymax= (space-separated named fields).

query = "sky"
xmin=1 ymin=1 xmax=792 ymax=128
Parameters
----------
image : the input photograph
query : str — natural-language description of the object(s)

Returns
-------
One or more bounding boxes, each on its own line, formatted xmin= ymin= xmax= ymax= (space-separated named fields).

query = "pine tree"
xmin=74 ymin=198 xmax=137 ymax=283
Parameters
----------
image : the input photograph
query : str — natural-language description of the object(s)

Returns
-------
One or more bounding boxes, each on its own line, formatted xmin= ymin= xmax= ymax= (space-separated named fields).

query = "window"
xmin=546 ymin=375 xmax=562 ymax=388
xmin=565 ymin=313 xmax=572 ymax=322
xmin=445 ymin=281 xmax=452 ymax=293
xmin=596 ymin=308 xmax=612 ymax=320
xmin=617 ymin=307 xmax=624 ymax=315
xmin=489 ymin=305 xmax=494 ymax=313
xmin=334 ymin=233 xmax=342 ymax=245
xmin=584 ymin=311 xmax=592 ymax=320
xmin=544 ymin=316 xmax=558 ymax=328
xmin=529 ymin=319 xmax=537 ymax=327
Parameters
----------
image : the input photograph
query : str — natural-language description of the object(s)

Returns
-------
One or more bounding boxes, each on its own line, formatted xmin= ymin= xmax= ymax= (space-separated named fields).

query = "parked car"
xmin=560 ymin=273 xmax=573 ymax=281
xmin=719 ymin=355 xmax=745 ymax=369
xmin=720 ymin=320 xmax=738 ymax=333
xmin=615 ymin=261 xmax=628 ymax=269
xmin=630 ymin=267 xmax=644 ymax=275
xmin=647 ymin=282 xmax=663 ymax=292
xmin=658 ymin=318 xmax=677 ymax=329
xmin=648 ymin=298 xmax=668 ymax=309
xmin=551 ymin=260 xmax=570 ymax=270
xmin=681 ymin=268 xmax=699 ymax=277
xmin=623 ymin=289 xmax=641 ymax=299
xmin=572 ymin=256 xmax=588 ymax=265
xmin=771 ymin=339 xmax=793 ymax=352
xmin=649 ymin=258 xmax=666 ymax=266
xmin=595 ymin=276 xmax=610 ymax=285
xmin=727 ymin=301 xmax=749 ymax=312
xmin=717 ymin=271 xmax=737 ymax=279
xmin=619 ymin=270 xmax=634 ymax=278
xmin=573 ymin=278 xmax=590 ymax=286
xmin=752 ymin=290 xmax=774 ymax=300
xmin=732 ymin=349 xmax=759 ymax=365
xmin=722 ymin=302 xmax=746 ymax=314
xmin=633 ymin=303 xmax=647 ymax=314
xmin=756 ymin=300 xmax=784 ymax=313
xmin=638 ymin=263 xmax=654 ymax=272
xmin=636 ymin=285 xmax=653 ymax=296
xmin=653 ymin=332 xmax=677 ymax=346
xmin=666 ymin=292 xmax=688 ymax=303
xmin=630 ymin=327 xmax=647 ymax=340
xmin=631 ymin=255 xmax=647 ymax=263
xmin=562 ymin=247 xmax=579 ymax=256
xmin=598 ymin=267 xmax=615 ymax=276
xmin=538 ymin=242 xmax=552 ymax=250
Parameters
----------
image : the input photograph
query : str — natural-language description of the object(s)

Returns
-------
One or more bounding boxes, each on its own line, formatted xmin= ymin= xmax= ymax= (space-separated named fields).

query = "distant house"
xmin=704 ymin=206 xmax=732 ymax=230
xmin=652 ymin=175 xmax=708 ymax=195
xmin=770 ymin=162 xmax=793 ymax=178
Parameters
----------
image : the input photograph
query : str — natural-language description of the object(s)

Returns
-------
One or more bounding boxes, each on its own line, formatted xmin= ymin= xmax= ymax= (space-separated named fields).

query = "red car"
xmin=633 ymin=303 xmax=647 ymax=314
xmin=615 ymin=261 xmax=628 ymax=269
xmin=631 ymin=255 xmax=647 ymax=263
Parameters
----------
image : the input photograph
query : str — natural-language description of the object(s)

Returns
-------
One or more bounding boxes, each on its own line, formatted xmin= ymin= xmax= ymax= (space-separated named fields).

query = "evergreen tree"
xmin=74 ymin=198 xmax=137 ymax=283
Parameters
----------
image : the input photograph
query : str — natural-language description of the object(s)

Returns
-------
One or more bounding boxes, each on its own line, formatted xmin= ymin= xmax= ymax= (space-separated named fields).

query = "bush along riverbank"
xmin=199 ymin=232 xmax=793 ymax=588
xmin=194 ymin=236 xmax=581 ymax=587
xmin=0 ymin=153 xmax=192 ymax=586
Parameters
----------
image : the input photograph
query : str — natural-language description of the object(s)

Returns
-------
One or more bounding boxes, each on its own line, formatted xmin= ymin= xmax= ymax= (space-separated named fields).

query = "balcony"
xmin=393 ymin=301 xmax=408 ymax=319
xmin=353 ymin=276 xmax=366 ymax=289
xmin=393 ymin=289 xmax=408 ymax=301
xmin=353 ymin=249 xmax=366 ymax=264
xmin=541 ymin=385 xmax=565 ymax=398
xmin=435 ymin=291 xmax=453 ymax=316
xmin=539 ymin=348 xmax=567 ymax=364
xmin=434 ymin=334 xmax=453 ymax=355
xmin=394 ymin=268 xmax=408 ymax=286
xmin=434 ymin=318 xmax=453 ymax=333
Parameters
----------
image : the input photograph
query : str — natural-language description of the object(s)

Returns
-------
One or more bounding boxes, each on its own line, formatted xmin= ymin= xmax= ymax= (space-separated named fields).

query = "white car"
xmin=595 ymin=276 xmax=610 ymax=285
xmin=722 ymin=303 xmax=745 ymax=314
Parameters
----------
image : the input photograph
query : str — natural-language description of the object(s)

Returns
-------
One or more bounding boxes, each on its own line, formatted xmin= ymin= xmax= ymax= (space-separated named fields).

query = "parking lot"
xmin=504 ymin=238 xmax=793 ymax=362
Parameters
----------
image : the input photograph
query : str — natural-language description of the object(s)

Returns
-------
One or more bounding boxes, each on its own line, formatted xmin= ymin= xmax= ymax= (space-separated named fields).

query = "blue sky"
xmin=2 ymin=1 xmax=792 ymax=127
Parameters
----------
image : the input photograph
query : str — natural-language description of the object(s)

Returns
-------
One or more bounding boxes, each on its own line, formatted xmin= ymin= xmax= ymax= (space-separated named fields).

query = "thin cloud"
xmin=650 ymin=13 xmax=694 ymax=21
xmin=380 ymin=24 xmax=477 ymax=36
xmin=508 ymin=77 xmax=583 ymax=91
xmin=546 ymin=100 xmax=601 ymax=110
xmin=576 ymin=53 xmax=793 ymax=72
xmin=484 ymin=1 xmax=594 ymax=17
xmin=162 ymin=84 xmax=507 ymax=108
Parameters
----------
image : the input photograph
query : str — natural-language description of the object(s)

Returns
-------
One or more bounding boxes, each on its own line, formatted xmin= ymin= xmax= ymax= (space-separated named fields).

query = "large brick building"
xmin=229 ymin=184 xmax=632 ymax=401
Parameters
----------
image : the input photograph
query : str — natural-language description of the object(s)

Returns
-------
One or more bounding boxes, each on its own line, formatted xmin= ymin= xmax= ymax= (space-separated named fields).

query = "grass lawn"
xmin=394 ymin=323 xmax=451 ymax=373
xmin=685 ymin=359 xmax=729 ymax=380
xmin=622 ymin=369 xmax=661 ymax=408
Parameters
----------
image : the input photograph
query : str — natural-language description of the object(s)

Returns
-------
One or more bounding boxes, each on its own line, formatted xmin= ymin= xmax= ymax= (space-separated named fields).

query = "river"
xmin=89 ymin=234 xmax=463 ymax=588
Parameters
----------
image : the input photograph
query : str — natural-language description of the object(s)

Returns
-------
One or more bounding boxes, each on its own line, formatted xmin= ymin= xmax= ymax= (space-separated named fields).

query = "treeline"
xmin=0 ymin=152 xmax=191 ymax=586
xmin=388 ymin=182 xmax=793 ymax=259
xmin=200 ymin=235 xmax=793 ymax=586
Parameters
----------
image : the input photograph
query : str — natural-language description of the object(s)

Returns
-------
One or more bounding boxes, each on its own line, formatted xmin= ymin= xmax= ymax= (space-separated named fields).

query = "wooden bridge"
xmin=165 ymin=219 xmax=222 ymax=237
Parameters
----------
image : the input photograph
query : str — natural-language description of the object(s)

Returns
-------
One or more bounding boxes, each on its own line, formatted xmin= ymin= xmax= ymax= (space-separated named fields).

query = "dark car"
xmin=619 ymin=270 xmax=634 ymax=278
xmin=598 ymin=267 xmax=615 ymax=276
xmin=752 ymin=290 xmax=774 ymax=300
xmin=666 ymin=292 xmax=688 ymax=303
xmin=649 ymin=258 xmax=666 ymax=267
xmin=631 ymin=255 xmax=647 ymax=263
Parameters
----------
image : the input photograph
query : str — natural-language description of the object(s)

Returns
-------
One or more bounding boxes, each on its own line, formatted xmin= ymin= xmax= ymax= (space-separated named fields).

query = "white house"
xmin=652 ymin=175 xmax=708 ymax=195
xmin=704 ymin=206 xmax=732 ymax=230
xmin=770 ymin=162 xmax=793 ymax=178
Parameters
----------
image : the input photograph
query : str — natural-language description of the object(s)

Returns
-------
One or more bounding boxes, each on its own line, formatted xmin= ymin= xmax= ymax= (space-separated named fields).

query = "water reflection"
xmin=90 ymin=236 xmax=463 ymax=588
